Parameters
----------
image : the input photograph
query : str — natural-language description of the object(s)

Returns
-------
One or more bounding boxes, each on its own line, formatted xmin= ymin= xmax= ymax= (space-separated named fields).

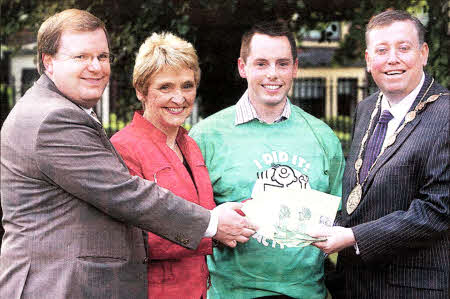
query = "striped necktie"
xmin=359 ymin=110 xmax=394 ymax=182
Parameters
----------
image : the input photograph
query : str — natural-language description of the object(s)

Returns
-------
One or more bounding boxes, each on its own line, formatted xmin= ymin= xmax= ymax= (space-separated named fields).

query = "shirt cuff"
xmin=354 ymin=242 xmax=360 ymax=255
xmin=204 ymin=209 xmax=218 ymax=238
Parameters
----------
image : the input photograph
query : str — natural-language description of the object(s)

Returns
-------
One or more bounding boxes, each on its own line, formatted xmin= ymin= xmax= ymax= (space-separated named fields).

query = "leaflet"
xmin=242 ymin=188 xmax=340 ymax=247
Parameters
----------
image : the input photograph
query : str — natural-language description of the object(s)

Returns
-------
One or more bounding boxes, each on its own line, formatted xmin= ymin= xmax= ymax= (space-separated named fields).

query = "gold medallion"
xmin=427 ymin=94 xmax=439 ymax=103
xmin=405 ymin=111 xmax=416 ymax=123
xmin=417 ymin=102 xmax=425 ymax=111
xmin=386 ymin=135 xmax=396 ymax=147
xmin=347 ymin=184 xmax=362 ymax=214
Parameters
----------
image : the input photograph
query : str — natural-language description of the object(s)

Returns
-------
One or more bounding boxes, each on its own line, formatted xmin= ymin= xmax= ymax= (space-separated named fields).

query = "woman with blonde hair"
xmin=111 ymin=32 xmax=214 ymax=299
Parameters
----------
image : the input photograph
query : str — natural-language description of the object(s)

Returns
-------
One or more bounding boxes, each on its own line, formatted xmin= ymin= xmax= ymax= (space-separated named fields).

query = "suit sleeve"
xmin=335 ymin=106 xmax=360 ymax=225
xmin=35 ymin=108 xmax=210 ymax=250
xmin=112 ymin=138 xmax=213 ymax=259
xmin=351 ymin=122 xmax=450 ymax=263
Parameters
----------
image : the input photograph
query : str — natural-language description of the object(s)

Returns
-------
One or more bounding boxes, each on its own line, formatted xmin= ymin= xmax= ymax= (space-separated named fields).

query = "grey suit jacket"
xmin=335 ymin=74 xmax=449 ymax=298
xmin=0 ymin=75 xmax=210 ymax=298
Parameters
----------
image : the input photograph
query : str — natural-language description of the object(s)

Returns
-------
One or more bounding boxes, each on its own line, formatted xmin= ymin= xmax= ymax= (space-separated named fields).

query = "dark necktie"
xmin=359 ymin=110 xmax=394 ymax=182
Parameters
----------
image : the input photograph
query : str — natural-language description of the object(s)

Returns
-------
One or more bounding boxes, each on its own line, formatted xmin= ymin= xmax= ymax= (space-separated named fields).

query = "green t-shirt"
xmin=190 ymin=102 xmax=345 ymax=299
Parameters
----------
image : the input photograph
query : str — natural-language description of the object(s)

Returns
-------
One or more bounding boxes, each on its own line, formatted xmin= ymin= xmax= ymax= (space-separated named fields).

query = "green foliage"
xmin=323 ymin=115 xmax=353 ymax=156
xmin=323 ymin=115 xmax=352 ymax=129
xmin=2 ymin=0 xmax=447 ymax=122
xmin=424 ymin=0 xmax=449 ymax=89
xmin=182 ymin=123 xmax=192 ymax=131
xmin=0 ymin=83 xmax=14 ymax=109
xmin=0 ymin=83 xmax=14 ymax=125
xmin=103 ymin=112 xmax=127 ymax=132
xmin=333 ymin=0 xmax=448 ymax=89
xmin=1 ymin=0 xmax=78 ymax=52
xmin=333 ymin=0 xmax=422 ymax=65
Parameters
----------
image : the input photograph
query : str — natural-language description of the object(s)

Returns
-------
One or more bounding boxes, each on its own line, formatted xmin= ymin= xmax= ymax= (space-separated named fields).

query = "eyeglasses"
xmin=57 ymin=52 xmax=115 ymax=65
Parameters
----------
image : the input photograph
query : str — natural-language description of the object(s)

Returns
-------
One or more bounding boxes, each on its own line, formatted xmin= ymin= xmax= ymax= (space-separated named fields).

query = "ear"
xmin=42 ymin=53 xmax=54 ymax=75
xmin=237 ymin=57 xmax=247 ymax=78
xmin=420 ymin=42 xmax=429 ymax=67
xmin=364 ymin=49 xmax=371 ymax=73
xmin=136 ymin=89 xmax=145 ymax=102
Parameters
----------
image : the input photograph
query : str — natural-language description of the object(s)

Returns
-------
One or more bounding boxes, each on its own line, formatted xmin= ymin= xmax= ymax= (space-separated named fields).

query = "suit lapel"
xmin=95 ymin=124 xmax=128 ymax=166
xmin=347 ymin=94 xmax=379 ymax=192
xmin=39 ymin=74 xmax=128 ymax=168
xmin=362 ymin=117 xmax=422 ymax=194
xmin=362 ymin=75 xmax=434 ymax=195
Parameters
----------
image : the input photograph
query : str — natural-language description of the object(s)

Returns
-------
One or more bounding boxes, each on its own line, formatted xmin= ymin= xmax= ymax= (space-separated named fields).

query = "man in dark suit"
xmin=309 ymin=10 xmax=449 ymax=298
xmin=0 ymin=9 xmax=255 ymax=298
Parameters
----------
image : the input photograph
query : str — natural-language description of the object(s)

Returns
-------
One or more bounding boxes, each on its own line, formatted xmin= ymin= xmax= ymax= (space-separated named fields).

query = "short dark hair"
xmin=240 ymin=20 xmax=297 ymax=62
xmin=37 ymin=9 xmax=109 ymax=74
xmin=366 ymin=10 xmax=426 ymax=46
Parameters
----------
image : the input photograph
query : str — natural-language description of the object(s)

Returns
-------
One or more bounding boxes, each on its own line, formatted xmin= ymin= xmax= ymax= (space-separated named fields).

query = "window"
xmin=21 ymin=69 xmax=39 ymax=96
xmin=292 ymin=78 xmax=325 ymax=118
xmin=338 ymin=78 xmax=357 ymax=117
xmin=299 ymin=22 xmax=340 ymax=42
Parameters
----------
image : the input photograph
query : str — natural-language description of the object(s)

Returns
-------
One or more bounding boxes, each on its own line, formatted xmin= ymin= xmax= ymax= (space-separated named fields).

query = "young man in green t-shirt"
xmin=190 ymin=20 xmax=345 ymax=299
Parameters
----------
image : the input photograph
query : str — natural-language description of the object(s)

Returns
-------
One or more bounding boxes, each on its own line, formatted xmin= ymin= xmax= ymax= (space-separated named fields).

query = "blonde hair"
xmin=133 ymin=32 xmax=201 ymax=96
xmin=37 ymin=9 xmax=108 ymax=74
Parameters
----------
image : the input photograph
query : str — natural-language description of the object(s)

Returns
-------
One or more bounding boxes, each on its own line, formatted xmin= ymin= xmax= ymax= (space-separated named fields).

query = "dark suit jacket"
xmin=336 ymin=74 xmax=449 ymax=298
xmin=0 ymin=75 xmax=210 ymax=299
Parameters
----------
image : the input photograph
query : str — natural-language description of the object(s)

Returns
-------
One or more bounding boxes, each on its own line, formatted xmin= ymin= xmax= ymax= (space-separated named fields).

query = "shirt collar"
xmin=131 ymin=110 xmax=188 ymax=143
xmin=81 ymin=106 xmax=102 ymax=123
xmin=82 ymin=106 xmax=94 ymax=115
xmin=234 ymin=89 xmax=291 ymax=125
xmin=40 ymin=74 xmax=101 ymax=123
xmin=381 ymin=72 xmax=425 ymax=119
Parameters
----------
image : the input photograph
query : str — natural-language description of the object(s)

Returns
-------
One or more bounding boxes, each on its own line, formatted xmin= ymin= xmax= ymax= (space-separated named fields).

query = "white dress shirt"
xmin=380 ymin=72 xmax=425 ymax=149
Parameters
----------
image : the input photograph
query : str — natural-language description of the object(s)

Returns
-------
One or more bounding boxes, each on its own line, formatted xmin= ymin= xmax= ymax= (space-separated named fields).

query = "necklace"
xmin=346 ymin=78 xmax=445 ymax=214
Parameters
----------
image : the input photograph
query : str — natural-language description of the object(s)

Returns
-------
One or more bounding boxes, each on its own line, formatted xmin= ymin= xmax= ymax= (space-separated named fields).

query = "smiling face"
xmin=138 ymin=67 xmax=196 ymax=135
xmin=238 ymin=33 xmax=298 ymax=111
xmin=43 ymin=28 xmax=111 ymax=108
xmin=365 ymin=20 xmax=428 ymax=103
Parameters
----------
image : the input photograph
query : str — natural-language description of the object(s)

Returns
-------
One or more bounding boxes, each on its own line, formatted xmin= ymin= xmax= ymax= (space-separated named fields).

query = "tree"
xmin=333 ymin=0 xmax=449 ymax=89
xmin=424 ymin=0 xmax=449 ymax=88
xmin=2 ymin=0 xmax=447 ymax=118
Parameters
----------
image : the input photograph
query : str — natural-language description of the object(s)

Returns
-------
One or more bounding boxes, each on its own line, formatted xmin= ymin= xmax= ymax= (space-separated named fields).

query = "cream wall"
xmin=11 ymin=53 xmax=36 ymax=103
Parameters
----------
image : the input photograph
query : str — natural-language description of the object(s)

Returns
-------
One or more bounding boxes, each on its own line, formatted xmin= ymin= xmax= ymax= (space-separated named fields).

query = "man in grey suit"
xmin=309 ymin=10 xmax=449 ymax=298
xmin=0 ymin=9 xmax=255 ymax=298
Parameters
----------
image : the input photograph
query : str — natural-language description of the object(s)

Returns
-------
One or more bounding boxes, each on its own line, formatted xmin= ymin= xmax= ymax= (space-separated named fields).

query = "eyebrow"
xmin=374 ymin=39 xmax=414 ymax=46
xmin=253 ymin=57 xmax=292 ymax=63
xmin=155 ymin=79 xmax=195 ymax=85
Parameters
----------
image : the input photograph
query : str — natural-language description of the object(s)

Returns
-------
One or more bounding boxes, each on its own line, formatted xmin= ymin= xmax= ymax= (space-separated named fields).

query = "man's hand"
xmin=307 ymin=225 xmax=356 ymax=254
xmin=213 ymin=202 xmax=256 ymax=248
